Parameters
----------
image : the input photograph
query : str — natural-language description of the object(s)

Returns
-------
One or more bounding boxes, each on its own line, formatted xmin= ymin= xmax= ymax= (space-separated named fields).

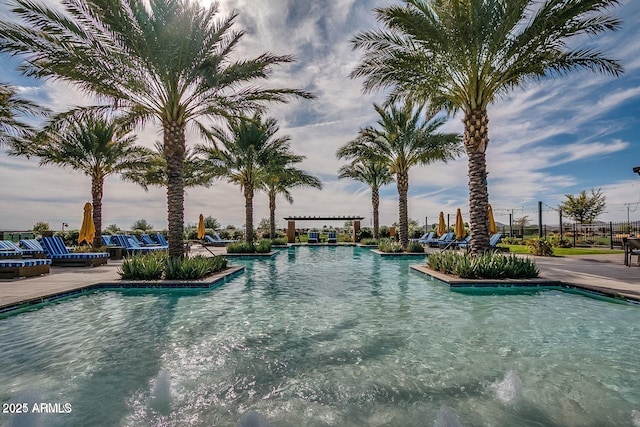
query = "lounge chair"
xmin=39 ymin=236 xmax=109 ymax=267
xmin=140 ymin=234 xmax=161 ymax=246
xmin=3 ymin=240 xmax=44 ymax=258
xmin=327 ymin=231 xmax=337 ymax=244
xmin=489 ymin=233 xmax=503 ymax=248
xmin=203 ymin=234 xmax=236 ymax=247
xmin=307 ymin=231 xmax=319 ymax=244
xmin=624 ymin=238 xmax=640 ymax=266
xmin=434 ymin=232 xmax=455 ymax=248
xmin=413 ymin=232 xmax=439 ymax=245
xmin=0 ymin=258 xmax=51 ymax=279
xmin=0 ymin=240 xmax=24 ymax=258
xmin=152 ymin=233 xmax=168 ymax=246
xmin=20 ymin=239 xmax=48 ymax=258
xmin=452 ymin=235 xmax=472 ymax=250
xmin=102 ymin=235 xmax=115 ymax=246
xmin=111 ymin=235 xmax=167 ymax=254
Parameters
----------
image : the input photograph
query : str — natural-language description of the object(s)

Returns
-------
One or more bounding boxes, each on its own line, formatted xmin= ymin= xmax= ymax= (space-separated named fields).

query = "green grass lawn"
xmin=500 ymin=244 xmax=624 ymax=256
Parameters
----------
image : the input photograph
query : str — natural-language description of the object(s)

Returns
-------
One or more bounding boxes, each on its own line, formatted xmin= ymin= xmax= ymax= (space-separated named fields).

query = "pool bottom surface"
xmin=1 ymin=246 xmax=640 ymax=426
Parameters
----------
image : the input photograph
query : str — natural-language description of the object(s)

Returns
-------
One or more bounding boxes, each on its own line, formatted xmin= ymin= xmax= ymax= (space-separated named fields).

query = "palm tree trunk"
xmin=269 ymin=189 xmax=276 ymax=240
xmin=91 ymin=175 xmax=104 ymax=249
xmin=397 ymin=172 xmax=409 ymax=249
xmin=464 ymin=109 xmax=490 ymax=255
xmin=163 ymin=120 xmax=186 ymax=259
xmin=372 ymin=186 xmax=380 ymax=239
xmin=244 ymin=184 xmax=254 ymax=243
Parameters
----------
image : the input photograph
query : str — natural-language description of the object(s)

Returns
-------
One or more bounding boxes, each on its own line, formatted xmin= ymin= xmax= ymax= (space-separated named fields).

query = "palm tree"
xmin=30 ymin=110 xmax=153 ymax=248
xmin=351 ymin=0 xmax=623 ymax=254
xmin=0 ymin=0 xmax=312 ymax=258
xmin=264 ymin=161 xmax=322 ymax=240
xmin=337 ymin=159 xmax=393 ymax=239
xmin=338 ymin=102 xmax=461 ymax=249
xmin=197 ymin=115 xmax=298 ymax=243
xmin=1 ymin=82 xmax=47 ymax=150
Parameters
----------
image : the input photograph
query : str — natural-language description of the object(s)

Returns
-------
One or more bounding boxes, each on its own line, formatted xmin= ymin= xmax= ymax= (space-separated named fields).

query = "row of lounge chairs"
xmin=411 ymin=232 xmax=503 ymax=250
xmin=307 ymin=231 xmax=338 ymax=244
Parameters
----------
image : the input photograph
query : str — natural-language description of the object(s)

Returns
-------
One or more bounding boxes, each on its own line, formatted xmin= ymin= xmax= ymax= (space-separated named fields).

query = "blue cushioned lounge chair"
xmin=3 ymin=240 xmax=44 ymax=258
xmin=433 ymin=232 xmax=455 ymax=248
xmin=307 ymin=231 xmax=319 ymax=244
xmin=489 ymin=233 xmax=503 ymax=248
xmin=39 ymin=236 xmax=109 ymax=266
xmin=327 ymin=231 xmax=337 ymax=244
xmin=203 ymin=234 xmax=236 ymax=247
xmin=0 ymin=258 xmax=51 ymax=279
xmin=111 ymin=235 xmax=166 ymax=254
xmin=102 ymin=235 xmax=115 ymax=246
xmin=140 ymin=234 xmax=161 ymax=246
xmin=153 ymin=234 xmax=168 ymax=246
xmin=0 ymin=240 xmax=23 ymax=258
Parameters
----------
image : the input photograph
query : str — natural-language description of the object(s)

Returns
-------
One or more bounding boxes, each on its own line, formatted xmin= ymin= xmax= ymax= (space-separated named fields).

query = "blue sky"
xmin=1 ymin=0 xmax=639 ymax=232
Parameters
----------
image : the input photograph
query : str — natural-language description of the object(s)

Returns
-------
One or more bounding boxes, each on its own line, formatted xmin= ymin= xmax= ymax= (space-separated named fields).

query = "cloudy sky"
xmin=1 ymin=0 xmax=639 ymax=232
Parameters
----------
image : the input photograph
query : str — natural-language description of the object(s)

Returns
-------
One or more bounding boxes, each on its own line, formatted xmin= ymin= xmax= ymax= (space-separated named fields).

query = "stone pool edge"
xmin=410 ymin=265 xmax=640 ymax=304
xmin=0 ymin=265 xmax=245 ymax=317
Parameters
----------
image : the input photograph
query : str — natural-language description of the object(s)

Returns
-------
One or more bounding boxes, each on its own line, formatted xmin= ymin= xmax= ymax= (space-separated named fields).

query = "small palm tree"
xmin=30 ymin=110 xmax=153 ymax=248
xmin=197 ymin=115 xmax=298 ymax=243
xmin=338 ymin=159 xmax=393 ymax=239
xmin=264 ymin=161 xmax=322 ymax=240
xmin=0 ymin=82 xmax=48 ymax=149
xmin=338 ymin=102 xmax=461 ymax=249
xmin=351 ymin=0 xmax=623 ymax=254
xmin=0 ymin=0 xmax=312 ymax=257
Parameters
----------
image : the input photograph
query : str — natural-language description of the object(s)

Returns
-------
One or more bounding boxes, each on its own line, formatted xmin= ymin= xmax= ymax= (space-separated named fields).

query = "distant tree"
xmin=32 ymin=221 xmax=50 ymax=234
xmin=132 ymin=219 xmax=154 ymax=231
xmin=203 ymin=216 xmax=219 ymax=230
xmin=561 ymin=188 xmax=606 ymax=224
xmin=104 ymin=224 xmax=121 ymax=234
xmin=514 ymin=216 xmax=530 ymax=227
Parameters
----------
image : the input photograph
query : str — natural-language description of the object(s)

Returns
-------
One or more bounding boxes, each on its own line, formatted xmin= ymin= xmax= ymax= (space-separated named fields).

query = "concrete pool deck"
xmin=0 ymin=247 xmax=639 ymax=314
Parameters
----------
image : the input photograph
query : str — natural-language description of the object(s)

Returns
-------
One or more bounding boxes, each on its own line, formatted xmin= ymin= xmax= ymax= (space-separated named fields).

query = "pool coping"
xmin=410 ymin=264 xmax=640 ymax=304
xmin=371 ymin=250 xmax=427 ymax=257
xmin=0 ymin=265 xmax=245 ymax=316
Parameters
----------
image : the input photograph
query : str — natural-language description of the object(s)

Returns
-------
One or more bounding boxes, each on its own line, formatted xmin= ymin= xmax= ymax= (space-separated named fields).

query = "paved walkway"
xmin=1 ymin=247 xmax=639 ymax=314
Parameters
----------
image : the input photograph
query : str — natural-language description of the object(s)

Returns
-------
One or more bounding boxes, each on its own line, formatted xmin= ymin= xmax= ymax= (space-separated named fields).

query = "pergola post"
xmin=353 ymin=220 xmax=361 ymax=243
xmin=287 ymin=220 xmax=296 ymax=243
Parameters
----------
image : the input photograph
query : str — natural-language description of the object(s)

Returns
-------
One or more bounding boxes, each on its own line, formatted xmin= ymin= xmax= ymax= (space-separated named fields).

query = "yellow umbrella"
xmin=488 ymin=204 xmax=497 ymax=235
xmin=197 ymin=213 xmax=206 ymax=239
xmin=78 ymin=202 xmax=95 ymax=244
xmin=454 ymin=208 xmax=466 ymax=240
xmin=437 ymin=211 xmax=446 ymax=236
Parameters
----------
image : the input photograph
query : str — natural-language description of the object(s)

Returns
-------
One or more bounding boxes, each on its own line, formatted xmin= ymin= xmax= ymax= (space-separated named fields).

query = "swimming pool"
xmin=1 ymin=246 xmax=639 ymax=426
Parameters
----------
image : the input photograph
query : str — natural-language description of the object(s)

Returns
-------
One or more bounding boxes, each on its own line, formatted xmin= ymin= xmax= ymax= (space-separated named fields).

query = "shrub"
xmin=255 ymin=240 xmax=272 ymax=253
xmin=119 ymin=252 xmax=166 ymax=280
xmin=549 ymin=236 xmax=572 ymax=248
xmin=358 ymin=228 xmax=373 ymax=239
xmin=379 ymin=226 xmax=390 ymax=238
xmin=339 ymin=234 xmax=353 ymax=243
xmin=74 ymin=245 xmax=107 ymax=253
xmin=427 ymin=252 xmax=538 ymax=279
xmin=527 ymin=238 xmax=554 ymax=256
xmin=361 ymin=238 xmax=378 ymax=245
xmin=378 ymin=238 xmax=403 ymax=253
xmin=118 ymin=253 xmax=226 ymax=280
xmin=407 ymin=242 xmax=425 ymax=253
xmin=271 ymin=238 xmax=288 ymax=245
xmin=226 ymin=242 xmax=255 ymax=253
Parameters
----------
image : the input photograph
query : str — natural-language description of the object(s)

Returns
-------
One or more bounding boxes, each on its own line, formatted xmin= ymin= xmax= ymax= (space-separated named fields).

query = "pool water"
xmin=1 ymin=246 xmax=639 ymax=426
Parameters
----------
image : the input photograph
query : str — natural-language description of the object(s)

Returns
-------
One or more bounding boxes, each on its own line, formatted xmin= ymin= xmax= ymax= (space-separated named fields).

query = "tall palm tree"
xmin=30 ymin=110 xmax=153 ymax=248
xmin=0 ymin=82 xmax=48 ymax=149
xmin=338 ymin=102 xmax=461 ymax=248
xmin=264 ymin=161 xmax=322 ymax=240
xmin=197 ymin=115 xmax=297 ymax=243
xmin=351 ymin=0 xmax=623 ymax=254
xmin=338 ymin=159 xmax=393 ymax=239
xmin=0 ymin=0 xmax=312 ymax=258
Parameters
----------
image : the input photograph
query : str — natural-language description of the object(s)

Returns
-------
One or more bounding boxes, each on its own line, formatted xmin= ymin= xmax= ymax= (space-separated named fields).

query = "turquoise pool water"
xmin=1 ymin=246 xmax=639 ymax=426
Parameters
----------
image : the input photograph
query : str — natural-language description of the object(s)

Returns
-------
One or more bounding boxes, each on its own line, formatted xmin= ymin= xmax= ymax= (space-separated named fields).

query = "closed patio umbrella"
xmin=437 ymin=211 xmax=446 ymax=236
xmin=78 ymin=202 xmax=95 ymax=244
xmin=197 ymin=214 xmax=205 ymax=239
xmin=455 ymin=208 xmax=466 ymax=240
xmin=488 ymin=204 xmax=497 ymax=235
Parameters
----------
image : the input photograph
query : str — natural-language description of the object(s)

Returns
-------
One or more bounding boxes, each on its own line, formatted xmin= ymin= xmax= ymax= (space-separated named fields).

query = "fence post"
xmin=538 ymin=201 xmax=543 ymax=238
xmin=573 ymin=223 xmax=576 ymax=247
xmin=559 ymin=210 xmax=563 ymax=240
xmin=610 ymin=221 xmax=614 ymax=249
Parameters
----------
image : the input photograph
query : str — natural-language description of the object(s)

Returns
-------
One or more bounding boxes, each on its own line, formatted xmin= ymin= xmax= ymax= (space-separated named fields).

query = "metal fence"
xmin=498 ymin=221 xmax=640 ymax=248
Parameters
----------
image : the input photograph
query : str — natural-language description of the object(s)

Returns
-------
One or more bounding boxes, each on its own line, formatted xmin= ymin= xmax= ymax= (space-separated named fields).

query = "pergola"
xmin=282 ymin=215 xmax=365 ymax=243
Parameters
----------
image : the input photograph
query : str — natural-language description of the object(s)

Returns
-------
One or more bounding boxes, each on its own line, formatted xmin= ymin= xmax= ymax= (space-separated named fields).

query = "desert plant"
xmin=378 ymin=238 xmax=404 ymax=253
xmin=119 ymin=252 xmax=166 ymax=280
xmin=361 ymin=238 xmax=379 ymax=245
xmin=427 ymin=252 xmax=539 ymax=279
xmin=527 ymin=239 xmax=554 ymax=256
xmin=407 ymin=242 xmax=425 ymax=253
xmin=226 ymin=242 xmax=256 ymax=253
xmin=255 ymin=240 xmax=272 ymax=253
xmin=271 ymin=238 xmax=288 ymax=246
